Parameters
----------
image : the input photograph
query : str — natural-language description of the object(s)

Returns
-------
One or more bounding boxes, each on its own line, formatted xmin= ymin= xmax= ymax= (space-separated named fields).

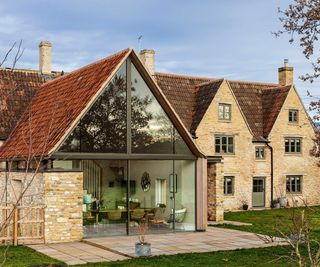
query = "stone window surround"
xmin=255 ymin=146 xmax=266 ymax=160
xmin=288 ymin=108 xmax=299 ymax=124
xmin=214 ymin=134 xmax=235 ymax=155
xmin=223 ymin=176 xmax=235 ymax=196
xmin=286 ymin=175 xmax=303 ymax=194
xmin=218 ymin=103 xmax=232 ymax=121
xmin=284 ymin=137 xmax=302 ymax=154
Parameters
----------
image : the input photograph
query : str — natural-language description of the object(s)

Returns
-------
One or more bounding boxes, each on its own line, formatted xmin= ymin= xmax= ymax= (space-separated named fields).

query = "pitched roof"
xmin=0 ymin=69 xmax=62 ymax=141
xmin=154 ymin=73 xmax=213 ymax=130
xmin=154 ymin=74 xmax=291 ymax=141
xmin=191 ymin=79 xmax=224 ymax=133
xmin=0 ymin=49 xmax=130 ymax=159
xmin=228 ymin=81 xmax=291 ymax=139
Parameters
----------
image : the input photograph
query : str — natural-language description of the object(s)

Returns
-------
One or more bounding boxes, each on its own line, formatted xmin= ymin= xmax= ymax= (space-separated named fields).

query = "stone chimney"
xmin=278 ymin=59 xmax=293 ymax=86
xmin=39 ymin=41 xmax=52 ymax=74
xmin=139 ymin=49 xmax=155 ymax=75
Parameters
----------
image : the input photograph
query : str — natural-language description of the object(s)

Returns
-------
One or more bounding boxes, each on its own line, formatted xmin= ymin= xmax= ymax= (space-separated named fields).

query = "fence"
xmin=0 ymin=206 xmax=45 ymax=245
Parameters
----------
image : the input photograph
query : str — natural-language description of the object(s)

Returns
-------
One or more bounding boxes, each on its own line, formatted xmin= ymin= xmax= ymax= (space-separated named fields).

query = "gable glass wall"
xmin=54 ymin=57 xmax=196 ymax=238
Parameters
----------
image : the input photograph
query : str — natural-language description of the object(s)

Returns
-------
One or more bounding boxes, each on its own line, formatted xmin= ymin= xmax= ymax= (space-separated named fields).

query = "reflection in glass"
xmin=59 ymin=62 xmax=127 ymax=153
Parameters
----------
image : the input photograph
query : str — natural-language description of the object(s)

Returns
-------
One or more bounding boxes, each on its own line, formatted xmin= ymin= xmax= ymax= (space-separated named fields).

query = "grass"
xmin=0 ymin=245 xmax=62 ymax=267
xmin=2 ymin=207 xmax=319 ymax=267
xmin=73 ymin=246 xmax=294 ymax=267
xmin=0 ymin=244 xmax=295 ymax=267
xmin=212 ymin=206 xmax=320 ymax=239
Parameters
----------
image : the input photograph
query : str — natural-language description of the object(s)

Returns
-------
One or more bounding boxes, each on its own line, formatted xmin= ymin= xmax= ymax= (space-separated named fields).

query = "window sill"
xmin=255 ymin=159 xmax=266 ymax=162
xmin=216 ymin=154 xmax=236 ymax=157
xmin=284 ymin=153 xmax=303 ymax=157
xmin=218 ymin=120 xmax=232 ymax=123
xmin=224 ymin=195 xmax=235 ymax=198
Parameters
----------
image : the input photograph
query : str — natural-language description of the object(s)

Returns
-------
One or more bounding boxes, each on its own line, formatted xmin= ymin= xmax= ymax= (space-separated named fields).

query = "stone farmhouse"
xmin=0 ymin=42 xmax=318 ymax=243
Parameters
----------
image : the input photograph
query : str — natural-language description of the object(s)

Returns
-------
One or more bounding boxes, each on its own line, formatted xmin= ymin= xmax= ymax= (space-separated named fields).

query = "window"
xmin=224 ymin=176 xmax=234 ymax=195
xmin=255 ymin=147 xmax=265 ymax=159
xmin=215 ymin=136 xmax=234 ymax=154
xmin=218 ymin=103 xmax=231 ymax=120
xmin=286 ymin=175 xmax=302 ymax=193
xmin=285 ymin=138 xmax=301 ymax=153
xmin=289 ymin=109 xmax=299 ymax=123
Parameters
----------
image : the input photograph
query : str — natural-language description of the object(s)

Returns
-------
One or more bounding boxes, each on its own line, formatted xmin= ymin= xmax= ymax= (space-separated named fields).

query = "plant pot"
xmin=273 ymin=202 xmax=280 ymax=209
xmin=279 ymin=197 xmax=287 ymax=208
xmin=242 ymin=204 xmax=249 ymax=210
xmin=135 ymin=242 xmax=151 ymax=256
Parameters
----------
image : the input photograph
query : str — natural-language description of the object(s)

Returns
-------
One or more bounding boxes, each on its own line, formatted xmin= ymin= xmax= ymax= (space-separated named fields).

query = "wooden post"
xmin=13 ymin=208 xmax=18 ymax=246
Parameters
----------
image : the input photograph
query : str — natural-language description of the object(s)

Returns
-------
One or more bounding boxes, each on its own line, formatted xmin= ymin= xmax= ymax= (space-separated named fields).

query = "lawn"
xmin=0 ymin=245 xmax=62 ymax=267
xmin=213 ymin=205 xmax=320 ymax=239
xmin=2 ymin=207 xmax=319 ymax=267
xmin=0 ymin=245 xmax=295 ymax=267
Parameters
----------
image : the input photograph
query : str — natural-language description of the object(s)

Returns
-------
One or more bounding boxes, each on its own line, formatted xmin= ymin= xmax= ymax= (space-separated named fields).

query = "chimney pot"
xmin=278 ymin=59 xmax=293 ymax=86
xmin=39 ymin=41 xmax=52 ymax=74
xmin=139 ymin=49 xmax=155 ymax=75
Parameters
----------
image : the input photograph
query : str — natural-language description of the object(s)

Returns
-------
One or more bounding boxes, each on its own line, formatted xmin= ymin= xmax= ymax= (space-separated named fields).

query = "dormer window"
xmin=218 ymin=103 xmax=231 ymax=120
xmin=289 ymin=109 xmax=299 ymax=123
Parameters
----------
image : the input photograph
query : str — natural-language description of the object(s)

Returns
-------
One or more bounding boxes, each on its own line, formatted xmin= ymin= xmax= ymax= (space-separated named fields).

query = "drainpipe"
xmin=265 ymin=142 xmax=274 ymax=206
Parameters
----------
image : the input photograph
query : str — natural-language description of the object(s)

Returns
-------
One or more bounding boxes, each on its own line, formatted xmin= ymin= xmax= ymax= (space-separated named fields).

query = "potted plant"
xmin=272 ymin=199 xmax=281 ymax=209
xmin=135 ymin=219 xmax=151 ymax=256
xmin=238 ymin=191 xmax=249 ymax=210
xmin=242 ymin=201 xmax=249 ymax=210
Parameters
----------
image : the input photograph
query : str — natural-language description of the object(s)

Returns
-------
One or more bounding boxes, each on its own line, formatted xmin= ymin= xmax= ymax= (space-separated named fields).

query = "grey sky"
xmin=0 ymin=0 xmax=318 ymax=107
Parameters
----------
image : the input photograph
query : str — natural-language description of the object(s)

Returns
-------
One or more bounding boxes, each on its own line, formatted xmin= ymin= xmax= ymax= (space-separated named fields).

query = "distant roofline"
xmin=155 ymin=71 xmax=280 ymax=87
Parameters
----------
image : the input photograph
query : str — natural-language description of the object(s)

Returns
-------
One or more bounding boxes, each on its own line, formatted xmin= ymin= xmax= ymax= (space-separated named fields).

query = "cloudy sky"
xmin=0 ymin=0 xmax=319 ymax=107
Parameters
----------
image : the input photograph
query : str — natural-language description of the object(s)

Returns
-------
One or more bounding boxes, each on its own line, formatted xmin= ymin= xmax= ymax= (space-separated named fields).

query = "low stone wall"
xmin=43 ymin=172 xmax=83 ymax=243
xmin=0 ymin=171 xmax=44 ymax=206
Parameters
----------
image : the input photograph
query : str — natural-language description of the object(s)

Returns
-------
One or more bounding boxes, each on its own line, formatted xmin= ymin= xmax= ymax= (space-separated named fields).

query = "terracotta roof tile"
xmin=0 ymin=48 xmax=130 ymax=158
xmin=229 ymin=81 xmax=291 ymax=139
xmin=191 ymin=79 xmax=224 ymax=133
xmin=154 ymin=72 xmax=213 ymax=130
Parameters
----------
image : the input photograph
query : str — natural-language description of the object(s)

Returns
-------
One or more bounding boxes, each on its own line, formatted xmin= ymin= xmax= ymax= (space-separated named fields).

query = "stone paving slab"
xmin=29 ymin=227 xmax=285 ymax=265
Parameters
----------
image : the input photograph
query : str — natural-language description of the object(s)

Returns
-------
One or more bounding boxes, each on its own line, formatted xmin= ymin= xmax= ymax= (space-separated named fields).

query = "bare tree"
xmin=0 ymin=41 xmax=58 ymax=266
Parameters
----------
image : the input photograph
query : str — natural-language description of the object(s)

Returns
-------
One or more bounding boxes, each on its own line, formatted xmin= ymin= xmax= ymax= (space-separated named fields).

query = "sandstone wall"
xmin=43 ymin=172 xmax=83 ymax=243
xmin=269 ymin=87 xmax=320 ymax=206
xmin=196 ymin=81 xmax=271 ymax=211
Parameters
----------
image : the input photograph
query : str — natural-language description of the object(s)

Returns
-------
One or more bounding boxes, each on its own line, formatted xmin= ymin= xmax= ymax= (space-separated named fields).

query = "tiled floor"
xmin=29 ymin=227 xmax=283 ymax=265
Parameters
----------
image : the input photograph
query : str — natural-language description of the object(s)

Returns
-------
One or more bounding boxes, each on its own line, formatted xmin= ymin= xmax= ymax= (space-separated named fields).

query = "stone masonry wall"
xmin=44 ymin=172 xmax=83 ymax=243
xmin=269 ymin=88 xmax=320 ymax=206
xmin=207 ymin=162 xmax=224 ymax=221
xmin=196 ymin=80 xmax=271 ymax=211
xmin=0 ymin=171 xmax=44 ymax=206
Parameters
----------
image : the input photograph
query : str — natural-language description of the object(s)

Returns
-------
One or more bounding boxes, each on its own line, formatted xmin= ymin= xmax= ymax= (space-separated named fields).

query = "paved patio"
xmin=29 ymin=227 xmax=283 ymax=265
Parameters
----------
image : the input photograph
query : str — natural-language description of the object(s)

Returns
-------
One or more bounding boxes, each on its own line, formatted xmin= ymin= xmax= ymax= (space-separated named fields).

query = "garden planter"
xmin=279 ymin=197 xmax=287 ymax=208
xmin=273 ymin=202 xmax=280 ymax=209
xmin=242 ymin=204 xmax=249 ymax=210
xmin=135 ymin=242 xmax=151 ymax=256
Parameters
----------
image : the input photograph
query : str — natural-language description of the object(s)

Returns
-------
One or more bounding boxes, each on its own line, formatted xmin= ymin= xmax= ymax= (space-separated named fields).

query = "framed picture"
xmin=169 ymin=174 xmax=177 ymax=193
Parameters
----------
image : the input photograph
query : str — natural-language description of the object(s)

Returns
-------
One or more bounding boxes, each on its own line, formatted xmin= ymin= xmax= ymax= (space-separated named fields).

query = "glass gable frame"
xmin=58 ymin=59 xmax=192 ymax=156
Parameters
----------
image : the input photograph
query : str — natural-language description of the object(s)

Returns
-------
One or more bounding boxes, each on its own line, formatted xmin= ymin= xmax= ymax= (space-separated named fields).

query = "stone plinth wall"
xmin=207 ymin=163 xmax=224 ymax=221
xmin=0 ymin=171 xmax=44 ymax=206
xmin=44 ymin=172 xmax=83 ymax=243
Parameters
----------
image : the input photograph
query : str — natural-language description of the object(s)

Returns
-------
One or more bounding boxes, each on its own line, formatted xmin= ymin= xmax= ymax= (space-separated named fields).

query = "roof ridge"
xmin=37 ymin=48 xmax=131 ymax=88
xmin=227 ymin=79 xmax=279 ymax=87
xmin=154 ymin=72 xmax=215 ymax=80
xmin=195 ymin=78 xmax=224 ymax=88
xmin=0 ymin=67 xmax=61 ymax=74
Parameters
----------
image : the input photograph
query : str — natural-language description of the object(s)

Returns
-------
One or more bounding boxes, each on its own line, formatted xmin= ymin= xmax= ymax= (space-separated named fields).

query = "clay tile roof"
xmin=191 ymin=79 xmax=224 ymax=133
xmin=228 ymin=81 xmax=291 ymax=139
xmin=0 ymin=69 xmax=63 ymax=141
xmin=262 ymin=85 xmax=291 ymax=136
xmin=0 ymin=48 xmax=130 ymax=159
xmin=0 ymin=69 xmax=45 ymax=140
xmin=154 ymin=72 xmax=214 ymax=130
